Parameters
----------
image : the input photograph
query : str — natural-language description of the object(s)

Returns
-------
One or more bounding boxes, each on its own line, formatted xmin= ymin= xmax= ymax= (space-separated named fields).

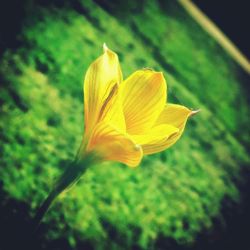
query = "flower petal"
xmin=120 ymin=69 xmax=166 ymax=135
xmin=87 ymin=122 xmax=143 ymax=167
xmin=102 ymin=88 xmax=126 ymax=132
xmin=84 ymin=45 xmax=123 ymax=136
xmin=156 ymin=103 xmax=192 ymax=127
xmin=154 ymin=103 xmax=194 ymax=150
xmin=131 ymin=124 xmax=179 ymax=155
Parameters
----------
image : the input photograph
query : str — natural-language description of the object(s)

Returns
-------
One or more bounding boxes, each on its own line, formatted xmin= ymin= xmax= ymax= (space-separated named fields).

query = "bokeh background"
xmin=0 ymin=1 xmax=249 ymax=250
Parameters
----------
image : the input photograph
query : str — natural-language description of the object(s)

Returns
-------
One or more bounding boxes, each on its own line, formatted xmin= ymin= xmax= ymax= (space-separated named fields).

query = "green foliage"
xmin=0 ymin=0 xmax=249 ymax=249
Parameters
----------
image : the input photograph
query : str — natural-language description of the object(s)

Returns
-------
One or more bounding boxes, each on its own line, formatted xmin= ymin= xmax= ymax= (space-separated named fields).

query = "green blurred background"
xmin=0 ymin=1 xmax=249 ymax=250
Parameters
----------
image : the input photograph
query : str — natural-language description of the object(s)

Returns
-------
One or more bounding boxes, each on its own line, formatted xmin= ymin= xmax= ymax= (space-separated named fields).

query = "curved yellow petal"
xmin=132 ymin=124 xmax=179 ymax=155
xmin=154 ymin=103 xmax=194 ymax=150
xmin=87 ymin=122 xmax=143 ymax=167
xmin=84 ymin=45 xmax=123 ymax=136
xmin=102 ymin=88 xmax=126 ymax=133
xmin=156 ymin=103 xmax=192 ymax=127
xmin=120 ymin=69 xmax=166 ymax=135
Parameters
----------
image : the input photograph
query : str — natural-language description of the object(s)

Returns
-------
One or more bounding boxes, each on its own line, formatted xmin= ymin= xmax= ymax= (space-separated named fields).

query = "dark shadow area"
xmin=191 ymin=167 xmax=250 ymax=250
xmin=193 ymin=0 xmax=250 ymax=59
xmin=0 ymin=1 xmax=27 ymax=53
xmin=0 ymin=183 xmax=95 ymax=250
xmin=0 ymin=0 xmax=66 ymax=56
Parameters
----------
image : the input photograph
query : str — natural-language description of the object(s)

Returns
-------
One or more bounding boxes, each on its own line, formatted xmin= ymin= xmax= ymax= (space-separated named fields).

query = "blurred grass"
xmin=0 ymin=0 xmax=249 ymax=249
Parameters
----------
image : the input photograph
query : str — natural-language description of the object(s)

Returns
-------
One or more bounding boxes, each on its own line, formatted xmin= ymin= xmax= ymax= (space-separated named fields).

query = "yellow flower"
xmin=79 ymin=44 xmax=198 ymax=167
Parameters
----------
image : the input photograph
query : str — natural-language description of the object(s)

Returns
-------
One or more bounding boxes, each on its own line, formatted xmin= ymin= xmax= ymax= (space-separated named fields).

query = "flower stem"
xmin=33 ymin=189 xmax=59 ymax=231
xmin=33 ymin=153 xmax=97 ymax=231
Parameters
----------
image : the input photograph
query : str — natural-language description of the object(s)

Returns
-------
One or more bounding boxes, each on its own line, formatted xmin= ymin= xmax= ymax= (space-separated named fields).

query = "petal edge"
xmin=87 ymin=122 xmax=143 ymax=167
xmin=84 ymin=46 xmax=123 ymax=136
xmin=132 ymin=124 xmax=179 ymax=155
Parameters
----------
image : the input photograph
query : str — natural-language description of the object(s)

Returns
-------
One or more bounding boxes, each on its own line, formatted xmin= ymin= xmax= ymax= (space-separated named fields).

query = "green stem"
xmin=33 ymin=189 xmax=59 ymax=231
xmin=33 ymin=153 xmax=97 ymax=231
